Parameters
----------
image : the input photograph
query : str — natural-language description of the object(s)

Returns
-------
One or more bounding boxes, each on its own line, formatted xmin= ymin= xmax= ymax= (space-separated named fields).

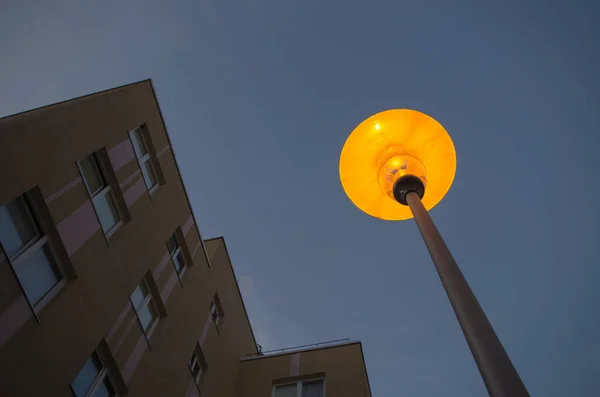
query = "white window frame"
xmin=130 ymin=279 xmax=159 ymax=338
xmin=189 ymin=345 xmax=207 ymax=391
xmin=168 ymin=233 xmax=186 ymax=276
xmin=272 ymin=378 xmax=325 ymax=397
xmin=71 ymin=351 xmax=119 ymax=397
xmin=1 ymin=194 xmax=66 ymax=315
xmin=78 ymin=153 xmax=122 ymax=238
xmin=210 ymin=297 xmax=223 ymax=329
xmin=129 ymin=127 xmax=159 ymax=194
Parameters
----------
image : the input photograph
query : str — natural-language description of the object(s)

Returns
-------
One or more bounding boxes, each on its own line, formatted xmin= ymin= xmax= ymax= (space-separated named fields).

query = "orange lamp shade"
xmin=339 ymin=109 xmax=456 ymax=220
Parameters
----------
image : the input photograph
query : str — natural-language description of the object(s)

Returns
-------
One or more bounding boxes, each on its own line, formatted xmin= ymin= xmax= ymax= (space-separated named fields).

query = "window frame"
xmin=70 ymin=341 xmax=126 ymax=397
xmin=168 ymin=234 xmax=185 ymax=275
xmin=129 ymin=126 xmax=160 ymax=194
xmin=70 ymin=351 xmax=117 ymax=397
xmin=272 ymin=378 xmax=326 ymax=397
xmin=77 ymin=152 xmax=123 ymax=239
xmin=130 ymin=279 xmax=159 ymax=339
xmin=210 ymin=294 xmax=224 ymax=331
xmin=0 ymin=190 xmax=71 ymax=318
xmin=189 ymin=343 xmax=208 ymax=393
xmin=167 ymin=227 xmax=193 ymax=283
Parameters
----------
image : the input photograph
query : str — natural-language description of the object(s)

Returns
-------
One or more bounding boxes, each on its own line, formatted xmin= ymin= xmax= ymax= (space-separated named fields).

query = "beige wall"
xmin=0 ymin=81 xmax=257 ymax=396
xmin=236 ymin=342 xmax=371 ymax=397
xmin=0 ymin=81 xmax=368 ymax=397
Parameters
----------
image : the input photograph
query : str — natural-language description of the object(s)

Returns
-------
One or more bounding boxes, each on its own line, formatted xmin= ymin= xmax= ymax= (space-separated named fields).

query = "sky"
xmin=1 ymin=0 xmax=599 ymax=395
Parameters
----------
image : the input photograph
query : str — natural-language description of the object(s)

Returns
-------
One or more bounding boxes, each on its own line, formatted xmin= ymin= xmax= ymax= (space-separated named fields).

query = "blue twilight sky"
xmin=1 ymin=1 xmax=599 ymax=395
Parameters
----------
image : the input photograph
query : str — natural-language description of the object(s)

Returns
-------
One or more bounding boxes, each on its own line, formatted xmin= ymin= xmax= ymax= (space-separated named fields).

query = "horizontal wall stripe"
xmin=108 ymin=139 xmax=135 ymax=172
xmin=191 ymin=242 xmax=202 ymax=259
xmin=188 ymin=385 xmax=199 ymax=397
xmin=113 ymin=313 xmax=139 ymax=354
xmin=122 ymin=335 xmax=147 ymax=383
xmin=45 ymin=176 xmax=82 ymax=204
xmin=106 ymin=303 xmax=132 ymax=342
xmin=57 ymin=200 xmax=100 ymax=257
xmin=182 ymin=215 xmax=194 ymax=236
xmin=157 ymin=144 xmax=170 ymax=157
xmin=119 ymin=170 xmax=141 ymax=190
xmin=199 ymin=314 xmax=212 ymax=347
xmin=160 ymin=269 xmax=179 ymax=303
xmin=153 ymin=251 xmax=171 ymax=280
xmin=124 ymin=178 xmax=146 ymax=208
xmin=0 ymin=295 xmax=31 ymax=348
xmin=184 ymin=379 xmax=195 ymax=397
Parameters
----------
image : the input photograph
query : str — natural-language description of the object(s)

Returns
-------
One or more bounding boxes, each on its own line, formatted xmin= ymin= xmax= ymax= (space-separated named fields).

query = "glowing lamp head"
xmin=339 ymin=109 xmax=456 ymax=220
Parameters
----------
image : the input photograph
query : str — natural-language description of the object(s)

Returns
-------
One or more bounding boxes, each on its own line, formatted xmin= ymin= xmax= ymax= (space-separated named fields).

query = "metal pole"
xmin=405 ymin=191 xmax=529 ymax=397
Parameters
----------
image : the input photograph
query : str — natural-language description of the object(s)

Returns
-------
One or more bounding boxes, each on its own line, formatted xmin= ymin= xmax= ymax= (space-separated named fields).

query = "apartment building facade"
xmin=0 ymin=80 xmax=371 ymax=397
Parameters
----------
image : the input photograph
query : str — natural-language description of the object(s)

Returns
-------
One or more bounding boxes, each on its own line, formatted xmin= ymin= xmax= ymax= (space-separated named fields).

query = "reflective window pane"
xmin=195 ymin=365 xmax=203 ymax=383
xmin=275 ymin=384 xmax=297 ymax=397
xmin=71 ymin=353 xmax=102 ymax=397
xmin=14 ymin=243 xmax=59 ymax=305
xmin=138 ymin=300 xmax=157 ymax=332
xmin=190 ymin=355 xmax=200 ymax=378
xmin=210 ymin=301 xmax=219 ymax=324
xmin=167 ymin=235 xmax=178 ymax=255
xmin=130 ymin=283 xmax=148 ymax=310
xmin=130 ymin=129 xmax=147 ymax=158
xmin=141 ymin=160 xmax=157 ymax=189
xmin=94 ymin=191 xmax=120 ymax=233
xmin=302 ymin=381 xmax=324 ymax=397
xmin=80 ymin=155 xmax=105 ymax=196
xmin=0 ymin=196 xmax=39 ymax=258
xmin=173 ymin=250 xmax=184 ymax=273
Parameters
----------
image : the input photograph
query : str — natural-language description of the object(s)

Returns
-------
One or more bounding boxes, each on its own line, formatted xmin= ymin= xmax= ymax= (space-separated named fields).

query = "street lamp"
xmin=339 ymin=109 xmax=529 ymax=397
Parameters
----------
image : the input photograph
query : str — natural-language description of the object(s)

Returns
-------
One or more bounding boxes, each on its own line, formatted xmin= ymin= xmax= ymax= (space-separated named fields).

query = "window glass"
xmin=130 ymin=129 xmax=148 ymax=158
xmin=190 ymin=348 xmax=207 ymax=386
xmin=275 ymin=384 xmax=297 ymax=397
xmin=190 ymin=354 xmax=200 ymax=377
xmin=0 ymin=197 xmax=39 ymax=258
xmin=138 ymin=300 xmax=157 ymax=332
xmin=167 ymin=235 xmax=178 ymax=255
xmin=173 ymin=250 xmax=184 ymax=272
xmin=210 ymin=302 xmax=218 ymax=322
xmin=302 ymin=381 xmax=324 ymax=397
xmin=13 ymin=244 xmax=59 ymax=305
xmin=80 ymin=155 xmax=105 ymax=196
xmin=131 ymin=283 xmax=148 ymax=310
xmin=94 ymin=192 xmax=120 ymax=232
xmin=141 ymin=160 xmax=157 ymax=189
xmin=71 ymin=354 xmax=102 ymax=397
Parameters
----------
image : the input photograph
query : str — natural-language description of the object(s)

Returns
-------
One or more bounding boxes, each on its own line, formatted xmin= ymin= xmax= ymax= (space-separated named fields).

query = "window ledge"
xmin=148 ymin=184 xmax=159 ymax=196
xmin=105 ymin=220 xmax=124 ymax=241
xmin=33 ymin=278 xmax=68 ymax=320
xmin=177 ymin=266 xmax=188 ymax=285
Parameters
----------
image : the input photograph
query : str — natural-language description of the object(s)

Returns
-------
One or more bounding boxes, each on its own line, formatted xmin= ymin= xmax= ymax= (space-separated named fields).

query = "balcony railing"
xmin=243 ymin=338 xmax=351 ymax=359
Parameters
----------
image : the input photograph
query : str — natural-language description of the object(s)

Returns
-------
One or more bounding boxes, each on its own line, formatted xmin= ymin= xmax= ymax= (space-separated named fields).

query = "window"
xmin=79 ymin=153 xmax=121 ymax=235
xmin=210 ymin=294 xmax=224 ymax=329
xmin=71 ymin=352 xmax=117 ymax=397
xmin=0 ymin=194 xmax=63 ymax=307
xmin=129 ymin=127 xmax=158 ymax=192
xmin=130 ymin=280 xmax=158 ymax=335
xmin=189 ymin=344 xmax=208 ymax=391
xmin=273 ymin=380 xmax=324 ymax=397
xmin=167 ymin=233 xmax=185 ymax=274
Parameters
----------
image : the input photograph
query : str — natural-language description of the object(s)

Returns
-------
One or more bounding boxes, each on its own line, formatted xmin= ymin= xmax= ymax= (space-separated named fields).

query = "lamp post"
xmin=339 ymin=109 xmax=529 ymax=397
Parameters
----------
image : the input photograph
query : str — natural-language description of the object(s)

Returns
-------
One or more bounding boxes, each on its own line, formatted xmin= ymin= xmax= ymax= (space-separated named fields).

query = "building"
xmin=0 ymin=80 xmax=371 ymax=397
